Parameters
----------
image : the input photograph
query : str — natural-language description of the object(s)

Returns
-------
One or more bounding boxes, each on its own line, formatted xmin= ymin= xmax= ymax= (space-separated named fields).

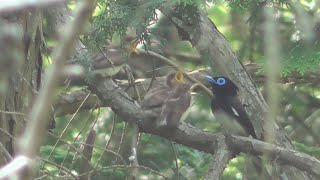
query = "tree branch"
xmin=205 ymin=135 xmax=232 ymax=179
xmin=79 ymin=130 xmax=96 ymax=180
xmin=172 ymin=52 xmax=320 ymax=86
xmin=17 ymin=0 xmax=95 ymax=164
xmin=0 ymin=0 xmax=69 ymax=15
xmin=86 ymin=76 xmax=320 ymax=178
xmin=42 ymin=3 xmax=320 ymax=179
xmin=161 ymin=6 xmax=312 ymax=179
xmin=54 ymin=89 xmax=102 ymax=116
xmin=55 ymin=66 xmax=320 ymax=117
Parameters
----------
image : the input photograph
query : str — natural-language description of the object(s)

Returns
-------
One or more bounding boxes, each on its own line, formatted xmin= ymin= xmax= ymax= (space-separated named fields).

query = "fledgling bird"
xmin=88 ymin=36 xmax=138 ymax=72
xmin=68 ymin=36 xmax=138 ymax=76
xmin=206 ymin=76 xmax=257 ymax=138
xmin=141 ymin=71 xmax=191 ymax=128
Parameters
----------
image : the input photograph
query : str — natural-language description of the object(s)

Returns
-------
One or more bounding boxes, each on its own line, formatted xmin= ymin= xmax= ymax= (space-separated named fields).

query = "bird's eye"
xmin=217 ymin=78 xmax=226 ymax=85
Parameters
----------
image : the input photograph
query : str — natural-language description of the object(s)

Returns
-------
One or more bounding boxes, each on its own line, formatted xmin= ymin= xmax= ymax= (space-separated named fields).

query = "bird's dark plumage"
xmin=206 ymin=76 xmax=257 ymax=138
xmin=141 ymin=72 xmax=191 ymax=128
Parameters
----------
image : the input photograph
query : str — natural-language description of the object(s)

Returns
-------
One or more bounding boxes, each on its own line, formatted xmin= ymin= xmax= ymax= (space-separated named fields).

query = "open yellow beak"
xmin=175 ymin=71 xmax=184 ymax=83
xmin=127 ymin=40 xmax=139 ymax=54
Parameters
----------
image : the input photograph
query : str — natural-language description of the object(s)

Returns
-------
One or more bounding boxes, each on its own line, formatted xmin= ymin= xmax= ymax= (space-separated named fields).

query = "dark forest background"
xmin=0 ymin=0 xmax=319 ymax=179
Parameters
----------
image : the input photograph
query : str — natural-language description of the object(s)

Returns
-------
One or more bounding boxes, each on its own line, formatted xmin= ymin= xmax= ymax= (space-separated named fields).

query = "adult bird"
xmin=141 ymin=71 xmax=192 ymax=128
xmin=206 ymin=76 xmax=257 ymax=138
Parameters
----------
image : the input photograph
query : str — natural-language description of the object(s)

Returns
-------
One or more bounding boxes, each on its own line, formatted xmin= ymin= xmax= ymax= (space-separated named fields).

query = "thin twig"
xmin=0 ymin=127 xmax=16 ymax=140
xmin=142 ymin=41 xmax=157 ymax=93
xmin=0 ymin=110 xmax=28 ymax=117
xmin=0 ymin=142 xmax=12 ymax=161
xmin=18 ymin=0 xmax=96 ymax=161
xmin=47 ymin=92 xmax=91 ymax=160
xmin=47 ymin=132 xmax=104 ymax=164
xmin=98 ymin=45 xmax=115 ymax=69
xmin=40 ymin=158 xmax=79 ymax=180
xmin=136 ymin=49 xmax=212 ymax=96
xmin=124 ymin=65 xmax=141 ymax=179
xmin=69 ymin=109 xmax=100 ymax=171
xmin=58 ymin=109 xmax=93 ymax=170
xmin=77 ymin=142 xmax=127 ymax=166
xmin=79 ymin=165 xmax=168 ymax=179
xmin=57 ymin=107 xmax=99 ymax=176
xmin=170 ymin=141 xmax=179 ymax=180
xmin=125 ymin=65 xmax=142 ymax=103
xmin=79 ymin=129 xmax=96 ymax=180
xmin=94 ymin=113 xmax=116 ymax=168
xmin=110 ymin=122 xmax=128 ymax=179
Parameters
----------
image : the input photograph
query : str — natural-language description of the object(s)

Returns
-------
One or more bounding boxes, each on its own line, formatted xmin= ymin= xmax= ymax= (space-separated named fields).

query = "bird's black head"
xmin=206 ymin=76 xmax=239 ymax=96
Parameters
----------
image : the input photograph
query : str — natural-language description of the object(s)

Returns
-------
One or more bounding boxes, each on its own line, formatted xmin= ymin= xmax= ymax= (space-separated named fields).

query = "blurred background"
xmin=0 ymin=0 xmax=319 ymax=179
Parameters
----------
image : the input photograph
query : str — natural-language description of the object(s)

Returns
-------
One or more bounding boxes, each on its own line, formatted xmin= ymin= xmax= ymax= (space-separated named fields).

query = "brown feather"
xmin=141 ymin=72 xmax=192 ymax=128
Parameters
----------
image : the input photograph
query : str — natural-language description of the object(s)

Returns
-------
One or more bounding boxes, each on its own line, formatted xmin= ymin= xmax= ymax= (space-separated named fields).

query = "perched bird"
xmin=65 ymin=36 xmax=138 ymax=85
xmin=68 ymin=36 xmax=138 ymax=76
xmin=141 ymin=71 xmax=191 ymax=128
xmin=88 ymin=36 xmax=138 ymax=73
xmin=206 ymin=76 xmax=257 ymax=138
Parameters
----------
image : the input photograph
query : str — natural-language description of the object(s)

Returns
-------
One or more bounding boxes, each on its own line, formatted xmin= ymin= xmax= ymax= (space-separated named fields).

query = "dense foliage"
xmin=39 ymin=0 xmax=320 ymax=179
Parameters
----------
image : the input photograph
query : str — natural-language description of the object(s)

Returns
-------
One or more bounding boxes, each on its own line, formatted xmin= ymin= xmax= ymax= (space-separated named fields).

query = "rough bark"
xmin=87 ymin=76 xmax=320 ymax=178
xmin=160 ymin=6 xmax=314 ymax=179
xmin=0 ymin=12 xmax=42 ymax=164
xmin=79 ymin=130 xmax=96 ymax=180
xmin=204 ymin=135 xmax=232 ymax=179
xmin=0 ymin=2 xmax=315 ymax=179
xmin=55 ymin=65 xmax=320 ymax=117
xmin=45 ymin=4 xmax=318 ymax=178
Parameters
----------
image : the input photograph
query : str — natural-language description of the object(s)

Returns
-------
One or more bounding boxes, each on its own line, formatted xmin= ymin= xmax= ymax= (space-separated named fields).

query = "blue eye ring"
xmin=216 ymin=78 xmax=226 ymax=85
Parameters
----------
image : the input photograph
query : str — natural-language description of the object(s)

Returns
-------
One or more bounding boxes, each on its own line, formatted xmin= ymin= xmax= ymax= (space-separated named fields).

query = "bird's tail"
xmin=237 ymin=112 xmax=257 ymax=139
xmin=156 ymin=117 xmax=167 ymax=127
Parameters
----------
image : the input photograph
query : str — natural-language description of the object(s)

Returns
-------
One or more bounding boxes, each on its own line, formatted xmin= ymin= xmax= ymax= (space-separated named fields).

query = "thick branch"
xmin=55 ymin=67 xmax=320 ymax=117
xmin=162 ymin=6 xmax=312 ymax=179
xmin=205 ymin=135 xmax=232 ymax=179
xmin=55 ymin=89 xmax=102 ymax=116
xmin=87 ymin=77 xmax=144 ymax=125
xmin=79 ymin=130 xmax=96 ymax=180
xmin=45 ymin=4 xmax=320 ymax=179
xmin=173 ymin=52 xmax=320 ymax=85
xmin=87 ymin=77 xmax=320 ymax=178
xmin=229 ymin=136 xmax=320 ymax=178
xmin=163 ymin=6 xmax=268 ymax=139
xmin=0 ymin=0 xmax=68 ymax=14
xmin=18 ymin=0 xmax=95 ymax=158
